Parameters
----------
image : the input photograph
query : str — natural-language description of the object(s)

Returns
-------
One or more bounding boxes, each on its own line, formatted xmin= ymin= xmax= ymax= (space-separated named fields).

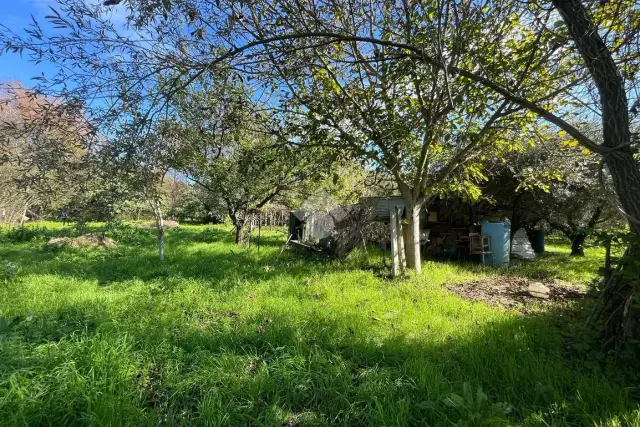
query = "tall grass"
xmin=0 ymin=223 xmax=637 ymax=426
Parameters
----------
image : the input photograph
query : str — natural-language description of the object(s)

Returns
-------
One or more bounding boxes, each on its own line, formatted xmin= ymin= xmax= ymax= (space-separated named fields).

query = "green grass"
xmin=0 ymin=222 xmax=638 ymax=426
xmin=500 ymin=244 xmax=605 ymax=286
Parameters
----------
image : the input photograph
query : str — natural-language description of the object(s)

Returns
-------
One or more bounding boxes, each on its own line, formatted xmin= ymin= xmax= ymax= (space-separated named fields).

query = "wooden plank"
xmin=390 ymin=208 xmax=400 ymax=276
xmin=396 ymin=206 xmax=406 ymax=270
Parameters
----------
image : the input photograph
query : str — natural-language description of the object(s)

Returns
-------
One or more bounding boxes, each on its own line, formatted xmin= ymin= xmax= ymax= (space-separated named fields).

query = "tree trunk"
xmin=553 ymin=0 xmax=640 ymax=235
xmin=554 ymin=0 xmax=640 ymax=342
xmin=404 ymin=203 xmax=422 ymax=273
xmin=510 ymin=193 xmax=523 ymax=239
xmin=570 ymin=233 xmax=586 ymax=256
xmin=234 ymin=217 xmax=246 ymax=244
xmin=153 ymin=199 xmax=165 ymax=262
xmin=549 ymin=221 xmax=583 ymax=255
xmin=566 ymin=203 xmax=604 ymax=257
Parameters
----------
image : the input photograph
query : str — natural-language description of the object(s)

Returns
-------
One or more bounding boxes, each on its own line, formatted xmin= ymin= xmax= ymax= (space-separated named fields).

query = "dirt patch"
xmin=47 ymin=235 xmax=117 ymax=248
xmin=448 ymin=277 xmax=587 ymax=312
xmin=137 ymin=220 xmax=180 ymax=229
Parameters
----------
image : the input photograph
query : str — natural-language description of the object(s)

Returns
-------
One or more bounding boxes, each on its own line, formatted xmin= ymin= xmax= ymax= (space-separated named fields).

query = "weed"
xmin=440 ymin=382 xmax=511 ymax=426
xmin=0 ymin=261 xmax=20 ymax=283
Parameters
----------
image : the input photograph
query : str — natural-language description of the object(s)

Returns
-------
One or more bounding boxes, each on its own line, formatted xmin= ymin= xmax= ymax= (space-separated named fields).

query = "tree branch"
xmin=200 ymin=31 xmax=603 ymax=153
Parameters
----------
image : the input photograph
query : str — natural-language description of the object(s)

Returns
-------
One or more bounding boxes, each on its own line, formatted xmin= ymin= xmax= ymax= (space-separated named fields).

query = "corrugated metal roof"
xmin=360 ymin=197 xmax=406 ymax=220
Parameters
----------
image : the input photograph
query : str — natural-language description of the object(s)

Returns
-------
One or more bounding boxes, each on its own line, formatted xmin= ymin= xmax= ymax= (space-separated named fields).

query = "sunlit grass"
xmin=503 ymin=241 xmax=606 ymax=286
xmin=0 ymin=223 xmax=637 ymax=426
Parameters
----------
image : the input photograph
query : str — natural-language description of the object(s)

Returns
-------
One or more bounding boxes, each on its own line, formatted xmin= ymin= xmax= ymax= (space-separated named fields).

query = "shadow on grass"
xmin=0 ymin=226 xmax=638 ymax=425
xmin=0 ymin=224 xmax=71 ymax=244
xmin=1 ymin=294 xmax=637 ymax=426
xmin=0 ymin=225 xmax=338 ymax=293
xmin=172 ymin=225 xmax=288 ymax=247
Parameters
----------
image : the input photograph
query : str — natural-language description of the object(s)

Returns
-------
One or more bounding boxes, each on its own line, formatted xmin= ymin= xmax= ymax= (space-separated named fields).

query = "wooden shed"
xmin=360 ymin=196 xmax=406 ymax=221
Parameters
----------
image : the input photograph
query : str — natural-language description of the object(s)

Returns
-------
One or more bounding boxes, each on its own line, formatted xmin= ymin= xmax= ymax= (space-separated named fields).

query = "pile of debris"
xmin=289 ymin=204 xmax=388 ymax=257
xmin=325 ymin=205 xmax=387 ymax=257
xmin=448 ymin=277 xmax=587 ymax=312
xmin=47 ymin=235 xmax=117 ymax=248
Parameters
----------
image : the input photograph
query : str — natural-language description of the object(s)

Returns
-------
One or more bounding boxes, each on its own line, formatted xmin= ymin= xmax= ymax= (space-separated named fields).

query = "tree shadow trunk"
xmin=570 ymin=233 xmax=586 ymax=256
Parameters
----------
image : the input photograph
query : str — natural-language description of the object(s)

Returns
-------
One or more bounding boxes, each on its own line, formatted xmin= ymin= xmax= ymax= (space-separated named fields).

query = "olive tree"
xmin=166 ymin=79 xmax=331 ymax=244
xmin=1 ymin=0 xmax=637 ymax=276
xmin=485 ymin=139 xmax=620 ymax=256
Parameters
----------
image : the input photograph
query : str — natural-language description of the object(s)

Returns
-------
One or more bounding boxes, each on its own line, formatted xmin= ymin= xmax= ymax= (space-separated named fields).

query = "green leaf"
xmin=462 ymin=382 xmax=473 ymax=403
xmin=443 ymin=393 xmax=465 ymax=408
xmin=476 ymin=388 xmax=488 ymax=406
xmin=162 ymin=0 xmax=171 ymax=11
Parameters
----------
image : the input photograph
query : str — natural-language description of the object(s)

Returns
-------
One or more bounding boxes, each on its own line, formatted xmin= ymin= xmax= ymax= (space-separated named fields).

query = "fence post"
xmin=396 ymin=206 xmax=406 ymax=270
xmin=390 ymin=208 xmax=400 ymax=276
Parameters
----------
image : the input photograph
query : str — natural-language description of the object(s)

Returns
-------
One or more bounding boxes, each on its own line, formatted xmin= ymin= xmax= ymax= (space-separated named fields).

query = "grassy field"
xmin=0 ymin=222 xmax=638 ymax=426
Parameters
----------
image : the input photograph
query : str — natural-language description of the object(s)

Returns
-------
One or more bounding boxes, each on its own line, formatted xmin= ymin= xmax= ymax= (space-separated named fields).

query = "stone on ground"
xmin=527 ymin=282 xmax=550 ymax=299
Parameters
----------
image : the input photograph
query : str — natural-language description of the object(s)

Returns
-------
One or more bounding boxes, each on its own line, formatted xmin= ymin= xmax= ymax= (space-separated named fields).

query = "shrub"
xmin=104 ymin=222 xmax=151 ymax=245
xmin=0 ymin=226 xmax=48 ymax=243
xmin=0 ymin=262 xmax=20 ymax=283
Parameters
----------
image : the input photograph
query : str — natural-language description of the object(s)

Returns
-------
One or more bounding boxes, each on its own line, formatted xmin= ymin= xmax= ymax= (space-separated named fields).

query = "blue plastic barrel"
xmin=480 ymin=221 xmax=511 ymax=266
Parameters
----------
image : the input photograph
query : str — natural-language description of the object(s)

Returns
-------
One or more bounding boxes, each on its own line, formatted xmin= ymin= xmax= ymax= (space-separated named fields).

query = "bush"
xmin=0 ymin=262 xmax=20 ymax=283
xmin=0 ymin=226 xmax=48 ymax=243
xmin=103 ymin=222 xmax=152 ymax=246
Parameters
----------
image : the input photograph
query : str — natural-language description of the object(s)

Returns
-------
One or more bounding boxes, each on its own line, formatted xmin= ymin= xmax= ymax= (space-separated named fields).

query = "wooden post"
xmin=390 ymin=208 xmax=400 ymax=276
xmin=598 ymin=238 xmax=613 ymax=278
xmin=153 ymin=199 xmax=165 ymax=262
xmin=258 ymin=213 xmax=262 ymax=255
xmin=302 ymin=216 xmax=307 ymax=241
xmin=308 ymin=214 xmax=315 ymax=241
xmin=396 ymin=206 xmax=406 ymax=270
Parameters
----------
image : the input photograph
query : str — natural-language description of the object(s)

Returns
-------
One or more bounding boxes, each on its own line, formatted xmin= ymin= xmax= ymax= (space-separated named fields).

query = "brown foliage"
xmin=0 ymin=81 xmax=91 ymax=222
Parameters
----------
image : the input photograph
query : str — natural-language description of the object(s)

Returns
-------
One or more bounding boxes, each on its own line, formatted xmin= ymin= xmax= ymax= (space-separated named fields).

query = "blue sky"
xmin=0 ymin=0 xmax=127 ymax=87
xmin=1 ymin=0 xmax=65 ymax=85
